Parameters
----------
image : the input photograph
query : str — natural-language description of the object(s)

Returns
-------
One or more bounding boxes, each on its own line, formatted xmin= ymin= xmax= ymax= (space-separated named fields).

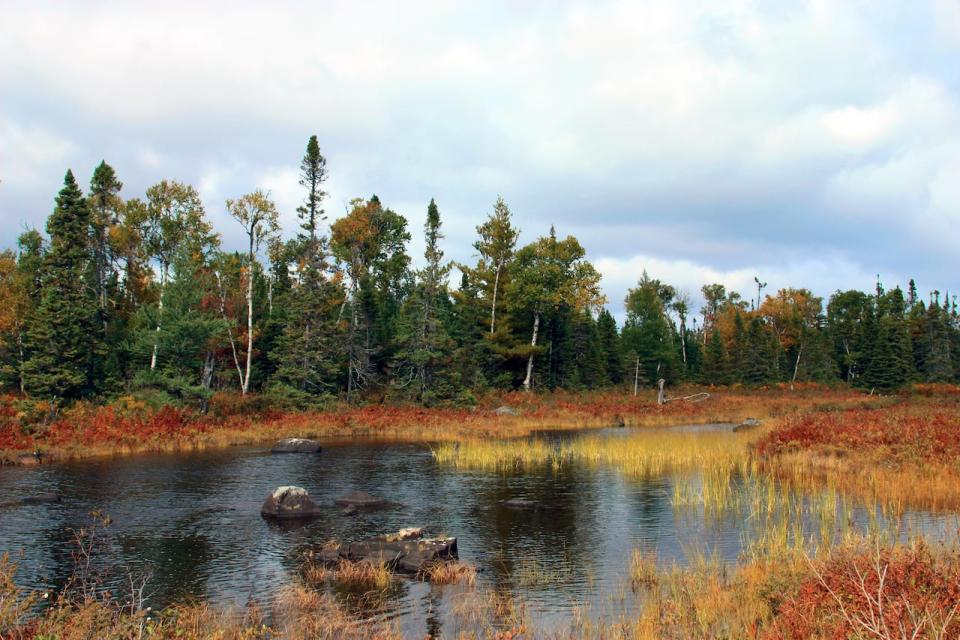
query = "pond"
xmin=1 ymin=424 xmax=957 ymax=635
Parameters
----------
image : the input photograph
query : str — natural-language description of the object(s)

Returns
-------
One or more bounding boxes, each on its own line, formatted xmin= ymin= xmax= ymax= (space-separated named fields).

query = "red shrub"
xmin=769 ymin=543 xmax=960 ymax=639
xmin=754 ymin=406 xmax=960 ymax=466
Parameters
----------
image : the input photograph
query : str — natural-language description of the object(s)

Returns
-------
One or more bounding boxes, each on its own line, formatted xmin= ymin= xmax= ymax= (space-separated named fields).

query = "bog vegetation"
xmin=1 ymin=136 xmax=958 ymax=419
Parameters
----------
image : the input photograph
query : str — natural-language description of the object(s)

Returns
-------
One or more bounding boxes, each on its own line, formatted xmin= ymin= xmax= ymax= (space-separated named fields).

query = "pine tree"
xmin=22 ymin=171 xmax=99 ymax=401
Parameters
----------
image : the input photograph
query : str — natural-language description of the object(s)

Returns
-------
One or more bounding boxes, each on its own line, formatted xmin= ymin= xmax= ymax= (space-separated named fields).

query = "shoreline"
xmin=0 ymin=385 xmax=889 ymax=467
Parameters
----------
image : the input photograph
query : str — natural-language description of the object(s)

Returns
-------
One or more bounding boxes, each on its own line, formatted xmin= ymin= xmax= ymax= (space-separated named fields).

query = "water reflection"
xmin=0 ymin=426 xmax=957 ymax=636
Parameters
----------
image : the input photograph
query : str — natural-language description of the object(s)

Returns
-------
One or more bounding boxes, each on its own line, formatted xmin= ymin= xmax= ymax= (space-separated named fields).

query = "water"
xmin=1 ymin=425 xmax=956 ymax=634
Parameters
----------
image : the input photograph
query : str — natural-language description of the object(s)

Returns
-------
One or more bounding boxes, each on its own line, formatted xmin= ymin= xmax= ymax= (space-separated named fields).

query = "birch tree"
xmin=136 ymin=181 xmax=210 ymax=371
xmin=226 ymin=190 xmax=280 ymax=395
xmin=508 ymin=228 xmax=604 ymax=391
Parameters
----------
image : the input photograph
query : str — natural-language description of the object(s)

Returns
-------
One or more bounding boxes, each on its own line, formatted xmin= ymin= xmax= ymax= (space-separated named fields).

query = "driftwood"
xmin=657 ymin=378 xmax=711 ymax=405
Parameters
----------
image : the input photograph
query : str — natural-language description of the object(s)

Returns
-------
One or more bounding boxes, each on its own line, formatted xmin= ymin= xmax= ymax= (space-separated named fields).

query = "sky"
xmin=2 ymin=0 xmax=959 ymax=318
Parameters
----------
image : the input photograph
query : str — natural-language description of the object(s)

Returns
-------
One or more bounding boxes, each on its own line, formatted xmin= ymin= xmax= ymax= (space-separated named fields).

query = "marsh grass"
xmin=418 ymin=560 xmax=477 ymax=587
xmin=1 ymin=385 xmax=888 ymax=465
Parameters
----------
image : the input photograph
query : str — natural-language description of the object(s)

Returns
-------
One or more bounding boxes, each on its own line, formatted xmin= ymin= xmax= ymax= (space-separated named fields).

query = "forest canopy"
xmin=1 ymin=137 xmax=957 ymax=408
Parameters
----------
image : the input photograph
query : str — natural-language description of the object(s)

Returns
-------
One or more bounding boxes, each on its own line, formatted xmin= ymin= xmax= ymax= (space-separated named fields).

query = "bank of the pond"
xmin=1 ymin=385 xmax=893 ymax=466
xmin=4 ymin=537 xmax=960 ymax=639
xmin=755 ymin=400 xmax=960 ymax=512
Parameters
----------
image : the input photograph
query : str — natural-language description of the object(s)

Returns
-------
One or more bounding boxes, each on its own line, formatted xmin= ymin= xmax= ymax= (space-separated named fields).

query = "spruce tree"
xmin=271 ymin=137 xmax=342 ymax=402
xmin=596 ymin=308 xmax=622 ymax=385
xmin=395 ymin=199 xmax=455 ymax=404
xmin=22 ymin=170 xmax=99 ymax=401
xmin=702 ymin=327 xmax=727 ymax=384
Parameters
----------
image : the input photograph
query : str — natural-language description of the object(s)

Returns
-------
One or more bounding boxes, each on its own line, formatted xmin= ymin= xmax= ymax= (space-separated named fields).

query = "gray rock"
xmin=334 ymin=490 xmax=389 ymax=509
xmin=261 ymin=486 xmax=324 ymax=519
xmin=494 ymin=406 xmax=519 ymax=416
xmin=733 ymin=418 xmax=762 ymax=432
xmin=271 ymin=438 xmax=322 ymax=454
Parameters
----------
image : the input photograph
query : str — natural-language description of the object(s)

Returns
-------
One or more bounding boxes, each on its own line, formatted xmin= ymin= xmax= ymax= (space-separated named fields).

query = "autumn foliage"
xmin=768 ymin=543 xmax=960 ymax=639
xmin=755 ymin=403 xmax=960 ymax=466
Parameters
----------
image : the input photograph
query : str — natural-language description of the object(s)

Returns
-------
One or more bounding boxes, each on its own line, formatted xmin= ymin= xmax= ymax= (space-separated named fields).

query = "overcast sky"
xmin=2 ymin=0 xmax=958 ymax=316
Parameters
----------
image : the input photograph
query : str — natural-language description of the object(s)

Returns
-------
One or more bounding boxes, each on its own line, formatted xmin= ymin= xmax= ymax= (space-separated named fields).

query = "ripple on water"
xmin=1 ymin=428 xmax=957 ymax=634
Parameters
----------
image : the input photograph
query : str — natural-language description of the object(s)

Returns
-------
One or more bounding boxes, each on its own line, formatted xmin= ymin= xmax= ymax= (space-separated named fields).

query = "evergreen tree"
xmin=596 ymin=308 xmax=622 ymax=385
xmin=702 ymin=327 xmax=727 ymax=384
xmin=22 ymin=171 xmax=99 ymax=401
xmin=506 ymin=228 xmax=604 ymax=391
xmin=922 ymin=300 xmax=954 ymax=382
xmin=863 ymin=289 xmax=913 ymax=390
xmin=621 ymin=272 xmax=680 ymax=385
xmin=394 ymin=199 xmax=456 ymax=404
xmin=330 ymin=196 xmax=411 ymax=399
xmin=131 ymin=246 xmax=226 ymax=406
xmin=271 ymin=137 xmax=343 ymax=402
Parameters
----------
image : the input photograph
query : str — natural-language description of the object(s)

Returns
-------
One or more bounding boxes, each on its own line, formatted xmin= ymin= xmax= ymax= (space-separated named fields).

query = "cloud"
xmin=0 ymin=0 xmax=957 ymax=315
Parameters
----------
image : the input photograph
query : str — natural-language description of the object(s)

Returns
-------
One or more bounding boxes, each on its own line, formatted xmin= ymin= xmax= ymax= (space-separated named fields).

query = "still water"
xmin=1 ymin=425 xmax=956 ymax=634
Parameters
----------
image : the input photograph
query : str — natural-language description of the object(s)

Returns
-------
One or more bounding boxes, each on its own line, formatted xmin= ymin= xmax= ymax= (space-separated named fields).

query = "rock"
xmin=271 ymin=438 xmax=322 ymax=454
xmin=1 ymin=493 xmax=61 ymax=508
xmin=261 ymin=486 xmax=324 ymax=519
xmin=501 ymin=497 xmax=546 ymax=510
xmin=20 ymin=493 xmax=61 ymax=505
xmin=494 ymin=405 xmax=519 ymax=416
xmin=334 ymin=490 xmax=389 ymax=510
xmin=319 ymin=528 xmax=458 ymax=574
xmin=733 ymin=418 xmax=762 ymax=432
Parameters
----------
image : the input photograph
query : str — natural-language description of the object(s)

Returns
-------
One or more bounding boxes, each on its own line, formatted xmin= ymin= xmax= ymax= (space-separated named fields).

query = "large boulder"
xmin=319 ymin=527 xmax=458 ymax=574
xmin=271 ymin=438 xmax=322 ymax=454
xmin=261 ymin=486 xmax=324 ymax=519
xmin=334 ymin=490 xmax=389 ymax=510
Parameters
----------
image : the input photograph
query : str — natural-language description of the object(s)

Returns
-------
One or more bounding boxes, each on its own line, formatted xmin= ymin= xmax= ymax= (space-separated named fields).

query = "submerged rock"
xmin=20 ymin=493 xmax=61 ymax=505
xmin=334 ymin=490 xmax=389 ymax=510
xmin=1 ymin=492 xmax=61 ymax=508
xmin=319 ymin=527 xmax=458 ymax=574
xmin=733 ymin=418 xmax=762 ymax=432
xmin=271 ymin=438 xmax=322 ymax=454
xmin=261 ymin=486 xmax=324 ymax=519
xmin=501 ymin=497 xmax=546 ymax=510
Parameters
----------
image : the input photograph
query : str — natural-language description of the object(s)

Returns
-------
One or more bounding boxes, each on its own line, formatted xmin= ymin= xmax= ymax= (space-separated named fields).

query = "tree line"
xmin=1 ymin=136 xmax=958 ymax=408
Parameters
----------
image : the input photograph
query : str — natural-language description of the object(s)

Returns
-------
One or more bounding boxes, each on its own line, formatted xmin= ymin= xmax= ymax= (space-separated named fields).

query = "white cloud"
xmin=0 ymin=119 xmax=76 ymax=187
xmin=0 ymin=0 xmax=957 ymax=312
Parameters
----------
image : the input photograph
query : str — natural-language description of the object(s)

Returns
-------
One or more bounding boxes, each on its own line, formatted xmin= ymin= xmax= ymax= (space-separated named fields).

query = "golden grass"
xmin=418 ymin=560 xmax=478 ymax=587
xmin=433 ymin=427 xmax=761 ymax=480
xmin=1 ymin=385 xmax=891 ymax=465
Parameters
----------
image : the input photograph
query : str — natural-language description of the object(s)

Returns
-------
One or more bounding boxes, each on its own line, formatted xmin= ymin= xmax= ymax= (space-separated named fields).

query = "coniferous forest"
xmin=2 ymin=135 xmax=958 ymax=410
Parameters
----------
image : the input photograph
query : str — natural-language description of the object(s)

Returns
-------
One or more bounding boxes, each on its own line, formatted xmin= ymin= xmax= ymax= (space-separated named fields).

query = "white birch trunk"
xmin=490 ymin=263 xmax=501 ymax=334
xmin=149 ymin=264 xmax=168 ymax=371
xmin=243 ymin=231 xmax=254 ymax=395
xmin=522 ymin=311 xmax=540 ymax=392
